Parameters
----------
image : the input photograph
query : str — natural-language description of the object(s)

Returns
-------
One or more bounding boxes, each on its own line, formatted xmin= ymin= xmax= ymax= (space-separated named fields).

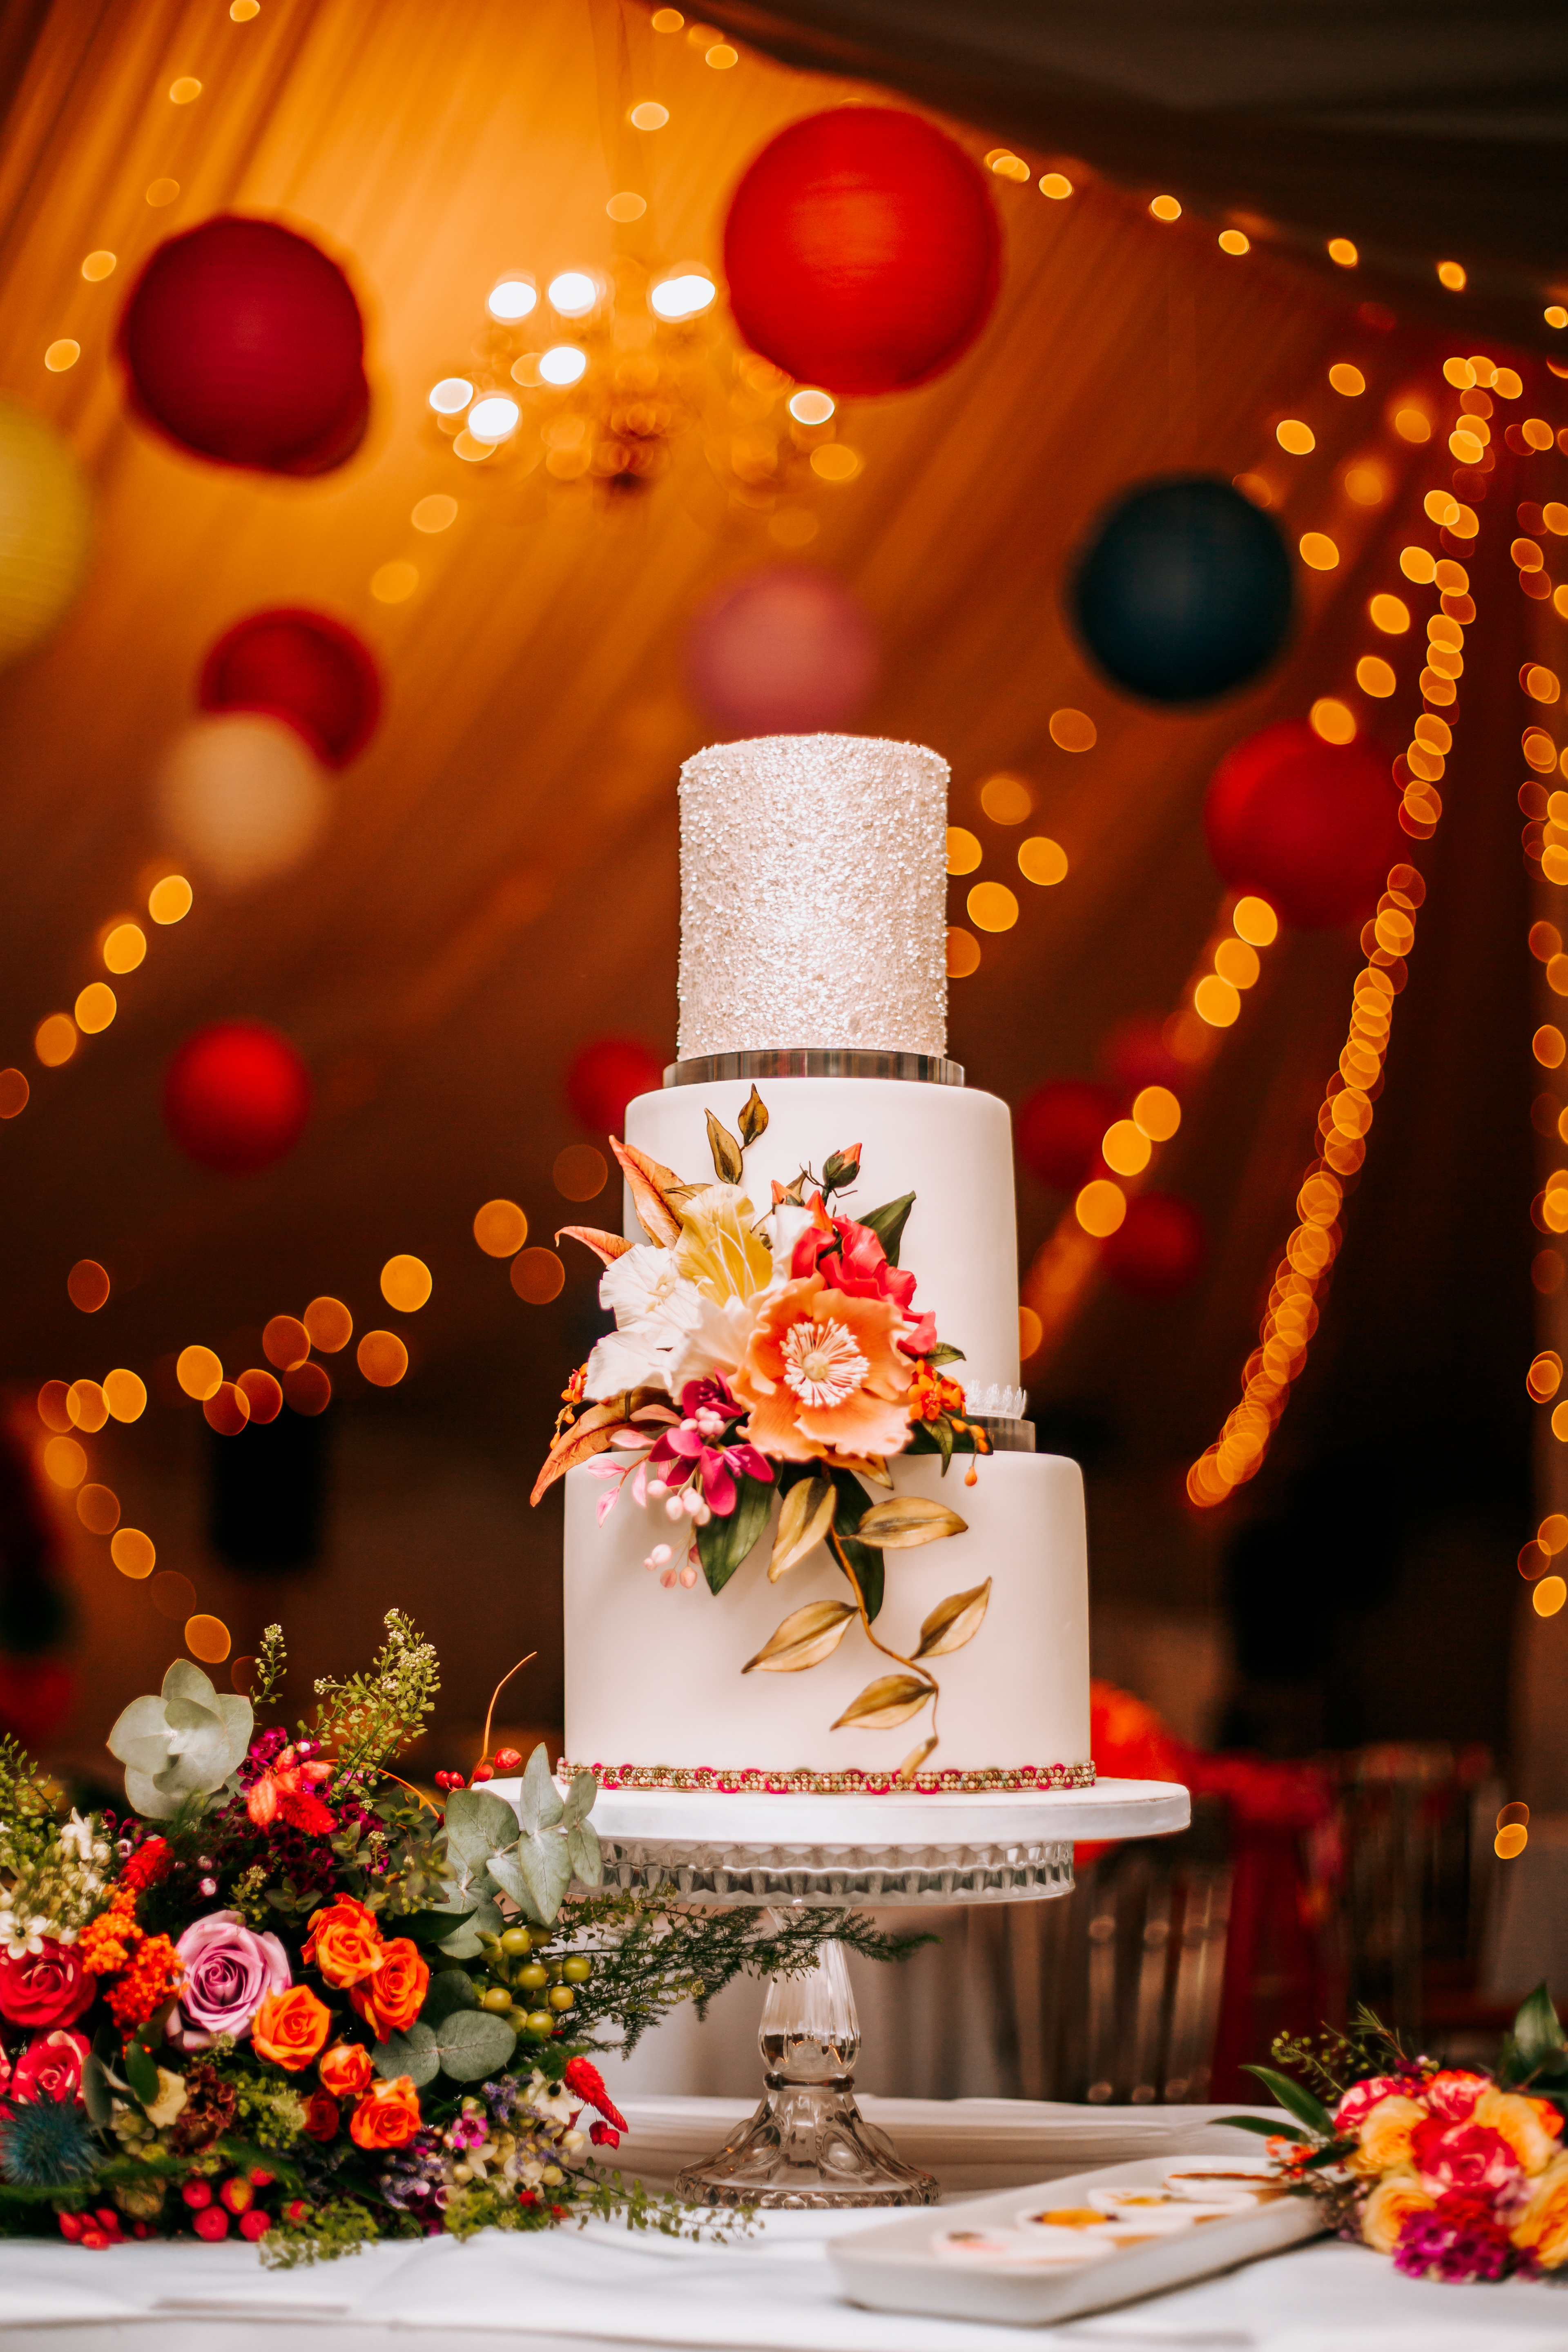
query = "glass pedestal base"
xmin=673 ymin=1940 xmax=937 ymax=2209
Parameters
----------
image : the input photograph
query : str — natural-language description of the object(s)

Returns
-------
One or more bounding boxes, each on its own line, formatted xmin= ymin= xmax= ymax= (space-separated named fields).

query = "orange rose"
xmin=304 ymin=1895 xmax=384 ymax=1990
xmin=252 ymin=1984 xmax=332 ymax=2073
xmin=350 ymin=1938 xmax=429 ymax=2041
xmin=1512 ymin=2154 xmax=1568 ymax=2268
xmin=319 ymin=2040 xmax=375 ymax=2099
xmin=349 ymin=2075 xmax=422 ymax=2149
xmin=1362 ymin=2171 xmax=1434 ymax=2253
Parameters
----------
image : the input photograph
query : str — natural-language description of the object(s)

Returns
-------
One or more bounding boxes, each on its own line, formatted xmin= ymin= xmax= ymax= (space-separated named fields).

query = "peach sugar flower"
xmin=732 ymin=1272 xmax=912 ymax=1461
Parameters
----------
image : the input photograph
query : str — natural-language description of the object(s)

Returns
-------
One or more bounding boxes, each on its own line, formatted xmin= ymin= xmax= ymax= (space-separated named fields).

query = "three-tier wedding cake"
xmin=539 ymin=736 xmax=1090 ymax=1792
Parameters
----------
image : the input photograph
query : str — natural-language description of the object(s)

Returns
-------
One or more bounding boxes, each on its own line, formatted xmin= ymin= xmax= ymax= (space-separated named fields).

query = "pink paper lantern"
xmin=685 ymin=567 xmax=879 ymax=737
xmin=164 ymin=1021 xmax=312 ymax=1175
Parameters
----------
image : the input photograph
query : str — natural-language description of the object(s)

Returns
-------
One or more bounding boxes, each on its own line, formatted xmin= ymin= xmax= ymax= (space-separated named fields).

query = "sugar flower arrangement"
xmin=534 ymin=1088 xmax=996 ymax=1774
xmin=1230 ymin=1985 xmax=1568 ymax=2284
xmin=0 ymin=1612 xmax=910 ymax=2261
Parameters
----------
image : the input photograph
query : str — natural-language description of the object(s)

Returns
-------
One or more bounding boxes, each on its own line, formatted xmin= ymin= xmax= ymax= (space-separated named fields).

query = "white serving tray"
xmin=830 ymin=2154 xmax=1327 ymax=2328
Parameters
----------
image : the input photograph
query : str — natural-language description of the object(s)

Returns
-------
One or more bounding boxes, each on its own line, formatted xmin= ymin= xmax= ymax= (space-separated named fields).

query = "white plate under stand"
xmin=527 ymin=1777 xmax=1191 ymax=2211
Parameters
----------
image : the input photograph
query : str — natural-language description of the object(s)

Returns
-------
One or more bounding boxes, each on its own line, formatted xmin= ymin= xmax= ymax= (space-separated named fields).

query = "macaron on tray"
xmin=829 ymin=2154 xmax=1327 ymax=2327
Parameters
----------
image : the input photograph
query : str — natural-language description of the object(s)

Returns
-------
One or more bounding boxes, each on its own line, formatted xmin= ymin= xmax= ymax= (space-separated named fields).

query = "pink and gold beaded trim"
xmin=560 ymin=1760 xmax=1097 ymax=1797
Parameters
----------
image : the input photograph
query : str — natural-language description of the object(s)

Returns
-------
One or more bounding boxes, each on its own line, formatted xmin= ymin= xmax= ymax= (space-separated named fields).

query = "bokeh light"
xmin=946 ymin=826 xmax=982 ymax=874
xmin=553 ymin=1145 xmax=608 ymax=1201
xmin=1019 ymin=1304 xmax=1044 ymax=1355
xmin=103 ymin=923 xmax=146 ymax=974
xmin=0 ymin=1069 xmax=28 ymax=1117
xmin=1496 ymin=1822 xmax=1530 ymax=1858
xmin=428 ymin=377 xmax=473 ymax=415
xmin=1213 ymin=938 xmax=1260 ymax=989
xmin=538 ymin=346 xmax=587 ymax=387
xmin=548 ymin=272 xmax=598 ymax=317
xmin=42 ymin=1436 xmax=86 ymax=1488
xmin=1133 ymin=1086 xmax=1181 ymax=1141
xmin=979 ymin=774 xmax=1033 ymax=824
xmin=1276 ymin=419 xmax=1315 ymax=455
xmin=148 ymin=874 xmax=193 ymax=924
xmin=203 ymin=1382 xmax=250 ymax=1435
xmin=1217 ymin=228 xmax=1249 ymax=255
xmin=946 ymin=927 xmax=980 ymax=978
xmin=1018 ymin=836 xmax=1068 ymax=885
xmin=1048 ymin=709 xmax=1097 ymax=753
xmin=1535 ymin=1576 xmax=1566 ymax=1619
xmin=1327 ymin=237 xmax=1358 ymax=267
xmin=1299 ymin=535 xmax=1340 ymax=573
xmin=67 ymin=1380 xmax=107 ymax=1432
xmin=151 ymin=1570 xmax=196 ymax=1621
xmin=103 ymin=1369 xmax=147 ymax=1423
xmin=76 ymin=1484 xmax=120 ymax=1535
xmin=36 ymin=1382 xmax=71 ymax=1433
xmin=237 ymin=1367 xmax=283 ymax=1422
xmin=1194 ymin=974 xmax=1241 ymax=1028
xmin=467 ymin=396 xmax=520 ymax=442
xmin=74 ymin=982 xmax=116 ymax=1034
xmin=35 ymin=1014 xmax=76 ymax=1067
xmin=263 ymin=1315 xmax=310 ymax=1369
xmin=380 ymin=1255 xmax=433 ymax=1312
xmin=357 ymin=1330 xmax=409 ymax=1386
xmin=111 ymin=1527 xmax=155 ymax=1578
xmin=629 ymin=100 xmax=669 ymax=129
xmin=1075 ymin=1178 xmax=1126 ymax=1237
xmin=511 ymin=1246 xmax=565 ymax=1303
xmin=1233 ymin=896 xmax=1278 ymax=946
xmin=1328 ymin=363 xmax=1365 ymax=397
xmin=177 ymin=1345 xmax=223 ymax=1401
xmin=474 ymin=1200 xmax=528 ymax=1257
xmin=788 ymin=390 xmax=835 ymax=425
xmin=185 ymin=1614 xmax=231 ymax=1663
xmin=1309 ymin=696 xmax=1355 ymax=743
xmin=68 ymin=1260 xmax=110 ymax=1312
xmin=1101 ymin=1119 xmax=1151 ymax=1176
xmin=283 ymin=1362 xmax=332 ymax=1414
xmin=968 ymin=881 xmax=1019 ymax=932
xmin=1356 ymin=656 xmax=1396 ymax=698
xmin=303 ymin=1297 xmax=352 ymax=1352
xmin=412 ymin=494 xmax=457 ymax=533
xmin=650 ymin=274 xmax=716 ymax=321
xmin=488 ymin=278 xmax=537 ymax=321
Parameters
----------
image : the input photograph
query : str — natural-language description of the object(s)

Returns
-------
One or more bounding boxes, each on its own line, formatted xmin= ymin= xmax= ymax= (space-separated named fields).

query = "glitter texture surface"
xmin=678 ymin=735 xmax=949 ymax=1059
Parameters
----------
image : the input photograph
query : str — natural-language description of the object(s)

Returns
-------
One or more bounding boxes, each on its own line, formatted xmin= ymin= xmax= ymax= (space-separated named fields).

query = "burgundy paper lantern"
xmin=1204 ymin=720 xmax=1401 ymax=930
xmin=1016 ymin=1079 xmax=1118 ymax=1192
xmin=199 ymin=609 xmax=381 ymax=766
xmin=686 ymin=567 xmax=879 ymax=736
xmin=1102 ymin=1192 xmax=1207 ymax=1297
xmin=118 ymin=216 xmax=369 ymax=475
xmin=566 ymin=1037 xmax=665 ymax=1135
xmin=164 ymin=1021 xmax=312 ymax=1175
xmin=723 ymin=107 xmax=1001 ymax=396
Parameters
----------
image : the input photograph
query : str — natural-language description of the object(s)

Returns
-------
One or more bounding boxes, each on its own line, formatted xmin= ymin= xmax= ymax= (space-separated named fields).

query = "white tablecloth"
xmin=3 ymin=2098 xmax=1566 ymax=2352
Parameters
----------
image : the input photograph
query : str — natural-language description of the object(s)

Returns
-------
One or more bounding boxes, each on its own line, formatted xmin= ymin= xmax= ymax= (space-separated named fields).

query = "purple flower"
xmin=167 ymin=1909 xmax=292 ymax=2051
xmin=1393 ymin=2194 xmax=1516 ymax=2284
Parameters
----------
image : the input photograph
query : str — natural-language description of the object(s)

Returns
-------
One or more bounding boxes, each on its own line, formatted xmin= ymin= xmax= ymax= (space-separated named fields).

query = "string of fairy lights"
xmin=1187 ymin=353 xmax=1524 ymax=1507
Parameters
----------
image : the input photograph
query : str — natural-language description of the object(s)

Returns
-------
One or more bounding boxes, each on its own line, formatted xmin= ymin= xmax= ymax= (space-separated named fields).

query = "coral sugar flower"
xmin=735 ymin=1272 xmax=912 ymax=1460
xmin=245 ymin=1743 xmax=335 ymax=1834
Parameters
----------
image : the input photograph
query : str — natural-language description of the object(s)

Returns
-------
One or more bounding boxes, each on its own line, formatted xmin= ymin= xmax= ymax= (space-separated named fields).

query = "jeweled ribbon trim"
xmin=560 ymin=1760 xmax=1097 ymax=1796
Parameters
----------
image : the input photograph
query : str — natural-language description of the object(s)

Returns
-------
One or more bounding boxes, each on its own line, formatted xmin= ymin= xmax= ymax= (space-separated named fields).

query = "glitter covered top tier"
xmin=676 ymin=734 xmax=949 ymax=1060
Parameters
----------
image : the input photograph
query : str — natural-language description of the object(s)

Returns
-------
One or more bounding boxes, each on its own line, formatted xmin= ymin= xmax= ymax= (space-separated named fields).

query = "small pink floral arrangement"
xmin=1228 ymin=1985 xmax=1568 ymax=2283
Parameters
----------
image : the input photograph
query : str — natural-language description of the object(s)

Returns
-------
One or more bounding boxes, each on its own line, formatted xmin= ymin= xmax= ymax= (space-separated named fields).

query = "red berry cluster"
xmin=433 ymin=1747 xmax=523 ymax=1793
xmin=178 ymin=2171 xmax=277 ymax=2241
xmin=58 ymin=2208 xmax=149 ymax=2250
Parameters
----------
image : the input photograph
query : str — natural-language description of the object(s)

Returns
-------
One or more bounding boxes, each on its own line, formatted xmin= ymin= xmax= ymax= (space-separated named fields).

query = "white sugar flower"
xmin=582 ymin=1247 xmax=707 ymax=1400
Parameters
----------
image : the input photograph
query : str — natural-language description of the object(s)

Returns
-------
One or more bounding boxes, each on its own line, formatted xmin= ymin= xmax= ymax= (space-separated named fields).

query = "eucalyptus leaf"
xmin=393 ymin=1906 xmax=479 ymax=1947
xmin=374 ymin=2020 xmax=439 ymax=2089
xmin=1240 ymin=2064 xmax=1334 ymax=2137
xmin=517 ymin=1745 xmax=564 ymax=1836
xmin=437 ymin=1893 xmax=503 ymax=1957
xmin=696 ymin=1470 xmax=774 ymax=1596
xmin=423 ymin=1969 xmax=480 ymax=2022
xmin=485 ymin=1847 xmax=545 ymax=1925
xmin=567 ymin=1817 xmax=602 ymax=1888
xmin=857 ymin=1191 xmax=914 ymax=1266
xmin=514 ymin=1827 xmax=573 ymax=1922
xmin=559 ymin=1768 xmax=597 ymax=1830
xmin=443 ymin=1786 xmax=519 ymax=1869
xmin=434 ymin=2007 xmax=517 ymax=2082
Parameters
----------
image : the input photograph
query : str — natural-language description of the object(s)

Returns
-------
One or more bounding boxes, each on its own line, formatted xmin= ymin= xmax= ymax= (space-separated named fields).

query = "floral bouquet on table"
xmin=0 ymin=1611 xmax=911 ymax=2263
xmin=534 ymin=1088 xmax=995 ymax=1772
xmin=1229 ymin=1985 xmax=1568 ymax=2283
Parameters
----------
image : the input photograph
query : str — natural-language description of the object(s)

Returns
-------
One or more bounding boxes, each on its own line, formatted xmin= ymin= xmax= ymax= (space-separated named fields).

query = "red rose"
xmin=11 ymin=2028 xmax=89 ymax=2104
xmin=301 ymin=2089 xmax=340 ymax=2142
xmin=0 ymin=1940 xmax=93 ymax=2030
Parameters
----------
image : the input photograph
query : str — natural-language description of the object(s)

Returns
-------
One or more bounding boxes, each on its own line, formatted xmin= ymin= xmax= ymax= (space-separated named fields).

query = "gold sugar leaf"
xmin=609 ymin=1137 xmax=683 ymax=1247
xmin=770 ymin=1477 xmax=836 ymax=1580
xmin=831 ymin=1673 xmax=932 ymax=1731
xmin=738 ymin=1084 xmax=769 ymax=1145
xmin=555 ymin=1224 xmax=633 ymax=1265
xmin=705 ymin=1110 xmax=745 ymax=1185
xmin=897 ymin=1734 xmax=939 ymax=1782
xmin=741 ymin=1599 xmax=856 ymax=1675
xmin=854 ymin=1497 xmax=969 ymax=1549
xmin=914 ymin=1578 xmax=993 ymax=1659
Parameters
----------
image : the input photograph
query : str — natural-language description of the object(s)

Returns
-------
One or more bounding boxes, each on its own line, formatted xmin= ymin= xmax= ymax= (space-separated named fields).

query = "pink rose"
xmin=0 ymin=1940 xmax=93 ymax=2031
xmin=1412 ymin=2119 xmax=1523 ymax=2198
xmin=1425 ymin=2070 xmax=1489 ymax=2124
xmin=169 ymin=1910 xmax=291 ymax=2050
xmin=1334 ymin=2074 xmax=1417 ymax=2134
xmin=11 ymin=2029 xmax=89 ymax=2105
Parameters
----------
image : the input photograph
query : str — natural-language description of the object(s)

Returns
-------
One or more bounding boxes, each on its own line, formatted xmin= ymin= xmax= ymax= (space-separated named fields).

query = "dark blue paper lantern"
xmin=1069 ymin=477 xmax=1294 ymax=705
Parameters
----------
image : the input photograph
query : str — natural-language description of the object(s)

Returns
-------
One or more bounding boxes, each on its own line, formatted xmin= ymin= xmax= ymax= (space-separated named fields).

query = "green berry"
xmin=547 ymin=1984 xmax=575 ymax=2012
xmin=540 ymin=2165 xmax=564 ymax=2187
xmin=517 ymin=1962 xmax=548 ymax=1992
xmin=525 ymin=2010 xmax=555 ymax=2038
xmin=500 ymin=1926 xmax=532 ymax=1957
xmin=481 ymin=1986 xmax=513 ymax=2013
xmin=562 ymin=1956 xmax=591 ymax=1983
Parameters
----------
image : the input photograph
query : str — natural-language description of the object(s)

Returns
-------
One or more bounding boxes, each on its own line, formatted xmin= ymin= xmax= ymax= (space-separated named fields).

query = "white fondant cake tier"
xmin=562 ymin=1449 xmax=1089 ymax=1778
xmin=623 ymin=1076 xmax=1022 ymax=1400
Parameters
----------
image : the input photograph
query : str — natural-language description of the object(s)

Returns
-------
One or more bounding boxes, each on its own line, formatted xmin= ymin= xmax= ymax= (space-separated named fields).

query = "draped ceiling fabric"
xmin=705 ymin=0 xmax=1568 ymax=348
xmin=0 ymin=0 xmax=1541 ymax=1766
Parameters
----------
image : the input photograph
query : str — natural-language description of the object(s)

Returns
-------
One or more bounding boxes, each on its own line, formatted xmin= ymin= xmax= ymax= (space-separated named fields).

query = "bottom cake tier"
xmin=562 ymin=1448 xmax=1089 ymax=1784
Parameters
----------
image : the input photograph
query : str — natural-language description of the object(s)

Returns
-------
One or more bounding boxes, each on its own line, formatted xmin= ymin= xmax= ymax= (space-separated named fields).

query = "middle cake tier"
xmin=625 ymin=1075 xmax=1022 ymax=1403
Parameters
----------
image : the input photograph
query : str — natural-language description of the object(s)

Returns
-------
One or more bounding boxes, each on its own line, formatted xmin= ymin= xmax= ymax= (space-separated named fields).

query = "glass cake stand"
xmin=577 ymin=1779 xmax=1191 ymax=2209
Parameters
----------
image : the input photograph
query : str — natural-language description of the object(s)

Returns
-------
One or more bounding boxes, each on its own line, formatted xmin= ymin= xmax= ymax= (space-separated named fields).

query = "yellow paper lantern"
xmin=0 ymin=397 xmax=93 ymax=666
xmin=156 ymin=711 xmax=328 ymax=889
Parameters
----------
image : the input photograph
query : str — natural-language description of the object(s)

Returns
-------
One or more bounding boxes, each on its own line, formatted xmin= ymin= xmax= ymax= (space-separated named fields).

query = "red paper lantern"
xmin=686 ymin=567 xmax=879 ymax=736
xmin=723 ymin=107 xmax=1001 ymax=396
xmin=1102 ymin=1192 xmax=1207 ymax=1297
xmin=118 ymin=216 xmax=369 ymax=475
xmin=1016 ymin=1079 xmax=1118 ymax=1191
xmin=566 ymin=1038 xmax=665 ymax=1135
xmin=199 ymin=609 xmax=381 ymax=767
xmin=1204 ymin=721 xmax=1401 ymax=930
xmin=164 ymin=1021 xmax=312 ymax=1175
